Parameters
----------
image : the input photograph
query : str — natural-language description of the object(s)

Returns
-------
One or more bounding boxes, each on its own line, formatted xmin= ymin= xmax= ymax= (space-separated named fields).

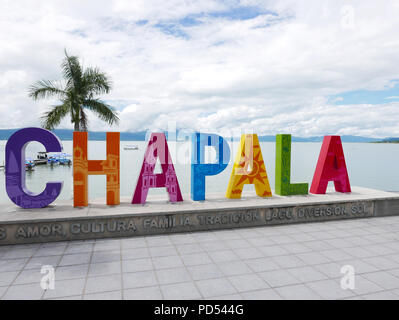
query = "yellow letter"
xmin=226 ymin=134 xmax=272 ymax=199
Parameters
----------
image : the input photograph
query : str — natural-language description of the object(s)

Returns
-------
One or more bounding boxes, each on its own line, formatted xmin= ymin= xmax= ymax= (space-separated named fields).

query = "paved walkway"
xmin=1 ymin=216 xmax=399 ymax=300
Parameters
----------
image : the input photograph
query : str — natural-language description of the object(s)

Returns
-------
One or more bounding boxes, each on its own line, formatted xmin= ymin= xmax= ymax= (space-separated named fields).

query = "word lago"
xmin=5 ymin=128 xmax=351 ymax=209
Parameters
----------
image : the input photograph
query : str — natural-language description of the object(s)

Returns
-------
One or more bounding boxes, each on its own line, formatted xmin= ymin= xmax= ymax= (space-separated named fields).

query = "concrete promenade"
xmin=1 ymin=214 xmax=399 ymax=299
xmin=1 ymin=187 xmax=399 ymax=245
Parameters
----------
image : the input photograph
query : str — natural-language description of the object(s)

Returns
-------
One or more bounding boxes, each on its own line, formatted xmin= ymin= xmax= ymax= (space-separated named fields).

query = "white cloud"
xmin=0 ymin=0 xmax=399 ymax=138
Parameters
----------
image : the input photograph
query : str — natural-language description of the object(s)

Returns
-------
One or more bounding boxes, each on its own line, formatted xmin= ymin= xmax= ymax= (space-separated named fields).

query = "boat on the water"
xmin=34 ymin=152 xmax=73 ymax=166
xmin=34 ymin=151 xmax=49 ymax=165
xmin=47 ymin=155 xmax=59 ymax=166
xmin=124 ymin=145 xmax=139 ymax=150
xmin=58 ymin=153 xmax=72 ymax=165
xmin=25 ymin=158 xmax=35 ymax=171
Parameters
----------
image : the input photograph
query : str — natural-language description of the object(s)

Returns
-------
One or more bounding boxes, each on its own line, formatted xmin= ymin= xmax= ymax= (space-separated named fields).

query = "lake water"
xmin=0 ymin=140 xmax=398 ymax=204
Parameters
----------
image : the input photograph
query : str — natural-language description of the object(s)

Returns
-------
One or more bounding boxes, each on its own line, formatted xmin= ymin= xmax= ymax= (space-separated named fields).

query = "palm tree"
xmin=29 ymin=50 xmax=119 ymax=131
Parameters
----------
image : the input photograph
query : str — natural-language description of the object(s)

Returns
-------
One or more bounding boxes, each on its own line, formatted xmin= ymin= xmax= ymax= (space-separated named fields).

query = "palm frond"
xmin=28 ymin=80 xmax=66 ymax=100
xmin=82 ymin=67 xmax=112 ymax=96
xmin=83 ymin=99 xmax=119 ymax=126
xmin=30 ymin=49 xmax=119 ymax=132
xmin=62 ymin=49 xmax=83 ymax=92
xmin=41 ymin=103 xmax=71 ymax=130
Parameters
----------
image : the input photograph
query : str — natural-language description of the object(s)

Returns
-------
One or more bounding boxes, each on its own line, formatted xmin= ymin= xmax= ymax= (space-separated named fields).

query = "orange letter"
xmin=73 ymin=132 xmax=120 ymax=206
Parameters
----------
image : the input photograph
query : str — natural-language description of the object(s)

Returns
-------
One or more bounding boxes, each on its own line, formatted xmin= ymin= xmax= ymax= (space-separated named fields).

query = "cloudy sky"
xmin=1 ymin=0 xmax=399 ymax=138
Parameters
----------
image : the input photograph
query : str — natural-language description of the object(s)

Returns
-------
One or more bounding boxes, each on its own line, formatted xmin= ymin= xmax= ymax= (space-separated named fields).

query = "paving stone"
xmin=259 ymin=245 xmax=290 ymax=257
xmin=3 ymin=213 xmax=399 ymax=300
xmin=123 ymin=270 xmax=158 ymax=289
xmin=0 ymin=271 xmax=19 ymax=287
xmin=272 ymin=255 xmax=307 ymax=268
xmin=351 ymin=275 xmax=384 ymax=296
xmin=2 ymin=283 xmax=45 ymax=300
xmin=362 ymin=271 xmax=399 ymax=290
xmin=296 ymin=252 xmax=331 ymax=265
xmin=259 ymin=269 xmax=301 ymax=288
xmin=208 ymin=294 xmax=243 ymax=300
xmin=187 ymin=264 xmax=223 ymax=281
xmin=149 ymin=246 xmax=178 ymax=257
xmin=235 ymin=247 xmax=264 ymax=260
xmin=84 ymin=290 xmax=122 ymax=300
xmin=85 ymin=274 xmax=122 ymax=294
xmin=207 ymin=250 xmax=239 ymax=263
xmin=362 ymin=291 xmax=399 ymax=300
xmin=124 ymin=286 xmax=162 ymax=300
xmin=217 ymin=261 xmax=252 ymax=276
xmin=121 ymin=238 xmax=147 ymax=249
xmin=146 ymin=236 xmax=173 ymax=247
xmin=161 ymin=282 xmax=202 ymax=300
xmin=34 ymin=245 xmax=66 ymax=257
xmin=181 ymin=253 xmax=212 ymax=266
xmin=122 ymin=258 xmax=153 ymax=273
xmin=64 ymin=243 xmax=94 ymax=255
xmin=241 ymin=289 xmax=282 ymax=300
xmin=228 ymin=274 xmax=268 ymax=292
xmin=245 ymin=257 xmax=279 ymax=273
xmin=55 ymin=264 xmax=89 ymax=280
xmin=156 ymin=267 xmax=191 ymax=285
xmin=59 ymin=253 xmax=91 ymax=266
xmin=91 ymin=251 xmax=121 ymax=264
xmin=276 ymin=284 xmax=321 ymax=300
xmin=122 ymin=248 xmax=150 ymax=260
xmin=43 ymin=278 xmax=86 ymax=299
xmin=88 ymin=261 xmax=121 ymax=277
xmin=287 ymin=266 xmax=328 ymax=283
xmin=24 ymin=255 xmax=62 ymax=270
xmin=1 ymin=248 xmax=38 ymax=259
xmin=196 ymin=278 xmax=236 ymax=298
xmin=306 ymin=279 xmax=355 ymax=300
xmin=0 ymin=258 xmax=28 ymax=273
xmin=14 ymin=268 xmax=43 ymax=285
xmin=176 ymin=243 xmax=204 ymax=255
xmin=152 ymin=255 xmax=184 ymax=269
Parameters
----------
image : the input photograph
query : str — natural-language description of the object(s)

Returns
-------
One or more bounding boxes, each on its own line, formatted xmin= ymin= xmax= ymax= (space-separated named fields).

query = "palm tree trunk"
xmin=74 ymin=121 xmax=80 ymax=131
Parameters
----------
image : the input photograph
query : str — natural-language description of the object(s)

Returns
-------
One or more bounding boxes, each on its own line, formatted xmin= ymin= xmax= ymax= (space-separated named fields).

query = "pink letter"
xmin=132 ymin=133 xmax=183 ymax=204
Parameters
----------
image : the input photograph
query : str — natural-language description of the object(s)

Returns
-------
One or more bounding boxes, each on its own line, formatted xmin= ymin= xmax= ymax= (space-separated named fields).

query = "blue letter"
xmin=191 ymin=133 xmax=230 ymax=201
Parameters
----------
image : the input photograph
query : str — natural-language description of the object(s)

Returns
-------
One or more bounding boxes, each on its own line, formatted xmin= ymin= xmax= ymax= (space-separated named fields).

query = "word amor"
xmin=5 ymin=128 xmax=351 ymax=209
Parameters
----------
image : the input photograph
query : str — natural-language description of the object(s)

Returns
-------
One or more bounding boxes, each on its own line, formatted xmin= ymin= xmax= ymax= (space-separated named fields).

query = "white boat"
xmin=123 ymin=145 xmax=139 ymax=150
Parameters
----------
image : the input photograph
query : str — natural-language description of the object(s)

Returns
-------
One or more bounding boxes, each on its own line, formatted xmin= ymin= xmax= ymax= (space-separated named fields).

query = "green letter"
xmin=275 ymin=134 xmax=308 ymax=195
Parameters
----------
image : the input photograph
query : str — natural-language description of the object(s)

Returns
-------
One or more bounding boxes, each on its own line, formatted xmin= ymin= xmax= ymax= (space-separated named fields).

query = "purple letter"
xmin=5 ymin=128 xmax=63 ymax=208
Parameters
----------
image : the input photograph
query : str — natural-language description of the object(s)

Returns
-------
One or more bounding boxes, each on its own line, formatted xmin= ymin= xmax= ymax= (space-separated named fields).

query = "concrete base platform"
xmin=1 ymin=187 xmax=399 ymax=245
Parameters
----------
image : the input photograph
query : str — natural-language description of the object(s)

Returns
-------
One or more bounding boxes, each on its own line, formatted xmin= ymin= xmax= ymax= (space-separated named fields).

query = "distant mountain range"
xmin=374 ymin=137 xmax=399 ymax=143
xmin=0 ymin=129 xmax=391 ymax=143
xmin=0 ymin=129 xmax=148 ymax=141
xmin=257 ymin=135 xmax=381 ymax=143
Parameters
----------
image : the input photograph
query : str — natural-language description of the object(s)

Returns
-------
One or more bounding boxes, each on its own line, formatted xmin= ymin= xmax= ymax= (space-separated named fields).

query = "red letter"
xmin=310 ymin=136 xmax=351 ymax=194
